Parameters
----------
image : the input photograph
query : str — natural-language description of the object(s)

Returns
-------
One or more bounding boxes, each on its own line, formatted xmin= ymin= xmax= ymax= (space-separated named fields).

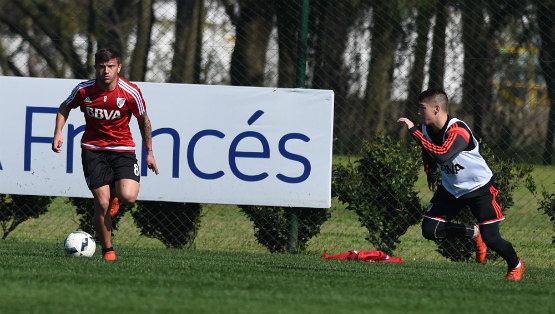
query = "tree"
xmin=0 ymin=0 xmax=158 ymax=81
xmin=461 ymin=0 xmax=525 ymax=140
xmin=86 ymin=0 xmax=98 ymax=76
xmin=0 ymin=25 xmax=11 ymax=75
xmin=404 ymin=0 xmax=434 ymax=125
xmin=309 ymin=0 xmax=351 ymax=149
xmin=98 ymin=0 xmax=135 ymax=56
xmin=364 ymin=0 xmax=405 ymax=137
xmin=2 ymin=0 xmax=88 ymax=78
xmin=228 ymin=0 xmax=274 ymax=86
xmin=538 ymin=0 xmax=555 ymax=164
xmin=428 ymin=0 xmax=449 ymax=89
xmin=309 ymin=0 xmax=351 ymax=94
xmin=275 ymin=0 xmax=299 ymax=88
xmin=461 ymin=0 xmax=492 ymax=140
xmin=169 ymin=0 xmax=205 ymax=84
xmin=129 ymin=0 xmax=155 ymax=82
xmin=307 ymin=0 xmax=369 ymax=152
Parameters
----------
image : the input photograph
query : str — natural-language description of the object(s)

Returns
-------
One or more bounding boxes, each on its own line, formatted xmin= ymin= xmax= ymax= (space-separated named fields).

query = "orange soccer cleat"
xmin=472 ymin=224 xmax=487 ymax=263
xmin=109 ymin=197 xmax=120 ymax=217
xmin=102 ymin=251 xmax=117 ymax=261
xmin=505 ymin=257 xmax=525 ymax=281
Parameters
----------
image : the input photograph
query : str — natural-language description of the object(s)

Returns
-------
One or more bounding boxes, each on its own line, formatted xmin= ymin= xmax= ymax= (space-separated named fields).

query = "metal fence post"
xmin=288 ymin=0 xmax=310 ymax=253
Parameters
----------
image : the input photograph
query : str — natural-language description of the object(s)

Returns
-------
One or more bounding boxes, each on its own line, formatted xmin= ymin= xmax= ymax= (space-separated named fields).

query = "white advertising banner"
xmin=0 ymin=76 xmax=334 ymax=208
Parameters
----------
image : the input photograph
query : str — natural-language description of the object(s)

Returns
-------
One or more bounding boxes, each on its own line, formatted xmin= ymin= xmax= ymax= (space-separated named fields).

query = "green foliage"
xmin=67 ymin=197 xmax=130 ymax=240
xmin=481 ymin=142 xmax=536 ymax=206
xmin=435 ymin=141 xmax=536 ymax=262
xmin=537 ymin=189 xmax=555 ymax=244
xmin=0 ymin=194 xmax=53 ymax=240
xmin=132 ymin=201 xmax=202 ymax=249
xmin=332 ymin=134 xmax=425 ymax=255
xmin=239 ymin=206 xmax=331 ymax=253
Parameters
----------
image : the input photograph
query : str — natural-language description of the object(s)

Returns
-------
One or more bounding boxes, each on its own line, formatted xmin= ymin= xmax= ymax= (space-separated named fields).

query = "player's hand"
xmin=428 ymin=180 xmax=436 ymax=191
xmin=397 ymin=117 xmax=414 ymax=129
xmin=52 ymin=133 xmax=64 ymax=153
xmin=146 ymin=155 xmax=159 ymax=175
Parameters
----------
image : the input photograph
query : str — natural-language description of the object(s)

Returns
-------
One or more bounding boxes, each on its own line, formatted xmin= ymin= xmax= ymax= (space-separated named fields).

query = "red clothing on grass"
xmin=321 ymin=250 xmax=404 ymax=263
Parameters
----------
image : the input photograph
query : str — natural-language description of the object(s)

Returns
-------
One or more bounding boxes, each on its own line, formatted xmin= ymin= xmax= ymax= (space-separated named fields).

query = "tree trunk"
xmin=428 ymin=0 xmax=448 ymax=89
xmin=28 ymin=46 xmax=40 ymax=77
xmin=364 ymin=1 xmax=400 ymax=137
xmin=99 ymin=0 xmax=135 ymax=60
xmin=405 ymin=2 xmax=433 ymax=117
xmin=276 ymin=0 xmax=298 ymax=88
xmin=310 ymin=2 xmax=349 ymax=95
xmin=308 ymin=0 xmax=352 ymax=151
xmin=229 ymin=0 xmax=274 ymax=86
xmin=538 ymin=1 xmax=555 ymax=164
xmin=129 ymin=0 xmax=154 ymax=82
xmin=87 ymin=0 xmax=98 ymax=76
xmin=462 ymin=0 xmax=483 ymax=138
xmin=0 ymin=28 xmax=9 ymax=75
xmin=462 ymin=0 xmax=497 ymax=141
xmin=193 ymin=0 xmax=205 ymax=84
xmin=9 ymin=1 xmax=88 ymax=78
xmin=169 ymin=0 xmax=204 ymax=84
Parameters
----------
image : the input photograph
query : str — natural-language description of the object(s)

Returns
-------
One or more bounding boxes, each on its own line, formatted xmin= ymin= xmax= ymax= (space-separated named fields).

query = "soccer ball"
xmin=63 ymin=231 xmax=96 ymax=258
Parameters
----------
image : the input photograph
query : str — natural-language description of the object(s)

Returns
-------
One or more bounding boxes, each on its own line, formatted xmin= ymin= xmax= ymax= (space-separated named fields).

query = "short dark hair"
xmin=418 ymin=88 xmax=449 ymax=111
xmin=95 ymin=48 xmax=121 ymax=65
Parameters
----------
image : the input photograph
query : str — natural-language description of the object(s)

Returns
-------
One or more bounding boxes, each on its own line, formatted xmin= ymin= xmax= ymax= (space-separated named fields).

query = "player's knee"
xmin=421 ymin=218 xmax=440 ymax=240
xmin=94 ymin=199 xmax=111 ymax=215
xmin=120 ymin=197 xmax=137 ymax=206
xmin=119 ymin=192 xmax=138 ymax=205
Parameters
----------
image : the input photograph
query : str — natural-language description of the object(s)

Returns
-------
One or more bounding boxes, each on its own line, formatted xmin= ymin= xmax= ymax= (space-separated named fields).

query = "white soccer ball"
xmin=63 ymin=231 xmax=96 ymax=258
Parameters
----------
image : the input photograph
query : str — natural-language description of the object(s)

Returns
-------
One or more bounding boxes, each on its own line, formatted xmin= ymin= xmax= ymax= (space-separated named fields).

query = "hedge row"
xmin=0 ymin=134 xmax=546 ymax=258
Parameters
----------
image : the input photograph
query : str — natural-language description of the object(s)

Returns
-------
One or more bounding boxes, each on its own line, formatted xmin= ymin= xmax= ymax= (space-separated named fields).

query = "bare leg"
xmin=115 ymin=178 xmax=140 ymax=206
xmin=92 ymin=185 xmax=112 ymax=249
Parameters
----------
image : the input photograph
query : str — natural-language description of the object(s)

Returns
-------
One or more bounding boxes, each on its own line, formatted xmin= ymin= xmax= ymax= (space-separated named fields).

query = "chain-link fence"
xmin=1 ymin=0 xmax=555 ymax=268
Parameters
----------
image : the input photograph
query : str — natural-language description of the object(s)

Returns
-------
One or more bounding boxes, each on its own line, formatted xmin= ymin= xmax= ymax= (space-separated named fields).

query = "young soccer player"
xmin=397 ymin=88 xmax=525 ymax=280
xmin=52 ymin=48 xmax=159 ymax=261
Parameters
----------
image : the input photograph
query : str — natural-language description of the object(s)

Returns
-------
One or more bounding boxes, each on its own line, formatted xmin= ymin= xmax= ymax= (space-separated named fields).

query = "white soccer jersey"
xmin=422 ymin=118 xmax=492 ymax=198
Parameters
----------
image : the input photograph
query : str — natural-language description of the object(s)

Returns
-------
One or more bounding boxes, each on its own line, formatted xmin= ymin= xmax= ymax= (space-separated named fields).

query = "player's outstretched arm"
xmin=138 ymin=112 xmax=159 ymax=175
xmin=397 ymin=117 xmax=414 ymax=129
xmin=52 ymin=103 xmax=71 ymax=153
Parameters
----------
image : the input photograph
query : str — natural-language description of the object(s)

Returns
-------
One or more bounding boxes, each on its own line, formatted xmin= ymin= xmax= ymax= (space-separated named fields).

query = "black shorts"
xmin=424 ymin=179 xmax=505 ymax=225
xmin=81 ymin=149 xmax=140 ymax=190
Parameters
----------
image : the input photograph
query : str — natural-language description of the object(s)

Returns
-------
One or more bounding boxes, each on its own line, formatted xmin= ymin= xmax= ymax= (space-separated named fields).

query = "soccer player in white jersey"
xmin=398 ymin=88 xmax=525 ymax=281
xmin=52 ymin=48 xmax=159 ymax=261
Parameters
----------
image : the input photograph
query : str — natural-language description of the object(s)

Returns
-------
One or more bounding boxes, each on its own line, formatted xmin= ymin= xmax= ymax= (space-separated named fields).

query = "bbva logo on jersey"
xmin=440 ymin=163 xmax=465 ymax=174
xmin=86 ymin=107 xmax=121 ymax=120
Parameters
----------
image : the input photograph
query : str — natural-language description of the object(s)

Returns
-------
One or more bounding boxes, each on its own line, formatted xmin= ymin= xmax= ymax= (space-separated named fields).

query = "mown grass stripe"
xmin=0 ymin=241 xmax=554 ymax=314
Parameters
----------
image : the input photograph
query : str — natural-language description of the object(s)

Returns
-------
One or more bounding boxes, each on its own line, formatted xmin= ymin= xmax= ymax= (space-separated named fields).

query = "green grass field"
xmin=1 ymin=241 xmax=554 ymax=314
xmin=1 ymin=161 xmax=555 ymax=313
xmin=3 ymin=164 xmax=555 ymax=268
